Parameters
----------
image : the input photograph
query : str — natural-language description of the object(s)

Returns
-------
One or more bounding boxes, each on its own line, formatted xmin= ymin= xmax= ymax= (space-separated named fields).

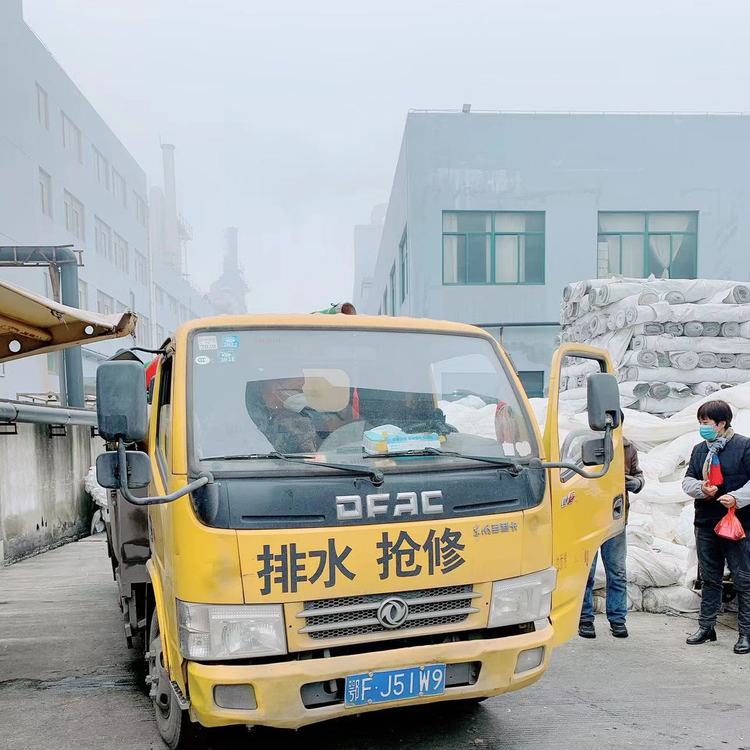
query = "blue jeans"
xmin=580 ymin=530 xmax=628 ymax=625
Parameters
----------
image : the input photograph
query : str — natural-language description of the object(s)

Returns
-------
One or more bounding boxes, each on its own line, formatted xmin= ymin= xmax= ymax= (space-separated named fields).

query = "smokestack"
xmin=161 ymin=143 xmax=181 ymax=272
xmin=224 ymin=227 xmax=239 ymax=274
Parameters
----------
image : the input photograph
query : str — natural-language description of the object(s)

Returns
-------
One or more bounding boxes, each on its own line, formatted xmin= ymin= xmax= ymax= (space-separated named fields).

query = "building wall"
xmin=362 ymin=111 xmax=750 ymax=391
xmin=0 ymin=3 xmax=151 ymax=398
xmin=0 ymin=4 xmax=218 ymax=400
xmin=0 ymin=423 xmax=98 ymax=564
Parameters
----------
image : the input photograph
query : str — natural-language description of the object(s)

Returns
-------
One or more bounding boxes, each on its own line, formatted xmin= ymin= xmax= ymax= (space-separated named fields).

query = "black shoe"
xmin=610 ymin=622 xmax=628 ymax=638
xmin=686 ymin=627 xmax=717 ymax=645
xmin=578 ymin=622 xmax=596 ymax=639
xmin=734 ymin=635 xmax=750 ymax=655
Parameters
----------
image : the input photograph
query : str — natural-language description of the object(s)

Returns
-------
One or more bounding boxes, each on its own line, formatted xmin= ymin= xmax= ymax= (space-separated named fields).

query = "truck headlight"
xmin=177 ymin=601 xmax=287 ymax=660
xmin=488 ymin=568 xmax=557 ymax=628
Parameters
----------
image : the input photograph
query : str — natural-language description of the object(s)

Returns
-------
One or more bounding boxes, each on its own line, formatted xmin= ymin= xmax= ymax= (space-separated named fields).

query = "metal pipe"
xmin=0 ymin=245 xmax=85 ymax=408
xmin=0 ymin=400 xmax=96 ymax=427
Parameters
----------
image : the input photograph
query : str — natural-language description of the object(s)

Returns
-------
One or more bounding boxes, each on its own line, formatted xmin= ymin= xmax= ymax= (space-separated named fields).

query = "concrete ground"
xmin=0 ymin=536 xmax=747 ymax=750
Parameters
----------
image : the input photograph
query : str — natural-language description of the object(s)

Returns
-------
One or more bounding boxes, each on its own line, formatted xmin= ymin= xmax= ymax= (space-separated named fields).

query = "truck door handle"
xmin=612 ymin=495 xmax=624 ymax=520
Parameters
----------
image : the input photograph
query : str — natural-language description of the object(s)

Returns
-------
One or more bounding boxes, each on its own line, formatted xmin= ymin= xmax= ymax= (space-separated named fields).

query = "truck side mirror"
xmin=97 ymin=450 xmax=152 ymax=489
xmin=586 ymin=373 xmax=621 ymax=432
xmin=97 ymin=361 xmax=148 ymax=443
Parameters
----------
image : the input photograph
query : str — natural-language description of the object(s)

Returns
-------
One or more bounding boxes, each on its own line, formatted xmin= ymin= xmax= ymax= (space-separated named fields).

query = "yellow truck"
xmin=95 ymin=313 xmax=625 ymax=748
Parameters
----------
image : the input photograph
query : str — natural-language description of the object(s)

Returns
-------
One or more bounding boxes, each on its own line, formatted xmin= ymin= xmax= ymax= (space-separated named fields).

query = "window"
xmin=36 ymin=84 xmax=49 ymax=129
xmin=399 ymin=228 xmax=408 ymax=303
xmin=47 ymin=352 xmax=60 ymax=375
xmin=39 ymin=169 xmax=52 ymax=218
xmin=94 ymin=217 xmax=112 ymax=259
xmin=115 ymin=299 xmax=128 ymax=313
xmin=389 ymin=264 xmax=396 ymax=316
xmin=156 ymin=356 xmax=173 ymax=472
xmin=134 ymin=250 xmax=149 ymax=285
xmin=113 ymin=233 xmax=129 ymax=272
xmin=442 ymin=211 xmax=545 ymax=285
xmin=93 ymin=147 xmax=110 ymax=190
xmin=112 ymin=168 xmax=127 ymax=208
xmin=61 ymin=112 xmax=83 ymax=162
xmin=382 ymin=288 xmax=388 ymax=316
xmin=78 ymin=279 xmax=89 ymax=310
xmin=518 ymin=371 xmax=544 ymax=399
xmin=0 ymin=363 xmax=5 ymax=377
xmin=134 ymin=191 xmax=148 ymax=226
xmin=64 ymin=190 xmax=85 ymax=240
xmin=96 ymin=290 xmax=114 ymax=315
xmin=168 ymin=294 xmax=178 ymax=315
xmin=597 ymin=212 xmax=698 ymax=279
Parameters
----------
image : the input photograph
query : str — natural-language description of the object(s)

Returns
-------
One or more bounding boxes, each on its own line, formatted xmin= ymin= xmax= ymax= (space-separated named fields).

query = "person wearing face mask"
xmin=682 ymin=399 xmax=750 ymax=655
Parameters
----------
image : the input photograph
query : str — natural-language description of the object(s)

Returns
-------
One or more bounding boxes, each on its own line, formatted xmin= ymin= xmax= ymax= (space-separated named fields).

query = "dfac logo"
xmin=335 ymin=491 xmax=444 ymax=520
xmin=376 ymin=597 xmax=410 ymax=629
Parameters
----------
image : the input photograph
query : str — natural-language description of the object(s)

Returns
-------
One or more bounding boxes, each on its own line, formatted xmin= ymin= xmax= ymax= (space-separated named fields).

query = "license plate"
xmin=344 ymin=664 xmax=446 ymax=707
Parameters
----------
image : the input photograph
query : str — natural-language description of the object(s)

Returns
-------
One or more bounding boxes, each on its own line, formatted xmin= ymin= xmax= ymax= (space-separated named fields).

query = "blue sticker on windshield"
xmin=222 ymin=335 xmax=240 ymax=349
xmin=219 ymin=350 xmax=236 ymax=364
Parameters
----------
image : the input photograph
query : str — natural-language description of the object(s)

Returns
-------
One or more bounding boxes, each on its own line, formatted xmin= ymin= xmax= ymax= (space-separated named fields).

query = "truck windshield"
xmin=189 ymin=328 xmax=539 ymax=472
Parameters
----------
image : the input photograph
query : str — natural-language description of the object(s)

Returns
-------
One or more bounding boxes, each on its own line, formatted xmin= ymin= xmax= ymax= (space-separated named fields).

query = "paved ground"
xmin=0 ymin=536 xmax=748 ymax=750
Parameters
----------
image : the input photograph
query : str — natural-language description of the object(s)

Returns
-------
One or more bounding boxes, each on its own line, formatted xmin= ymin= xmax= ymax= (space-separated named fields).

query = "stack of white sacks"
xmin=441 ymin=383 xmax=750 ymax=615
xmin=560 ymin=277 xmax=750 ymax=416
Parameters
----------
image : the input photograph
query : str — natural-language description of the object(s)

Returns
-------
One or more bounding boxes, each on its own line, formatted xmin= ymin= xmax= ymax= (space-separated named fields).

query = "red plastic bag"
xmin=714 ymin=506 xmax=747 ymax=541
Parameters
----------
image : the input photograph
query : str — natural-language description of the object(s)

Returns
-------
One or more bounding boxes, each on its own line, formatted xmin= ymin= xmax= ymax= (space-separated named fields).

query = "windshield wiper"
xmin=363 ymin=447 xmax=523 ymax=475
xmin=200 ymin=452 xmax=384 ymax=486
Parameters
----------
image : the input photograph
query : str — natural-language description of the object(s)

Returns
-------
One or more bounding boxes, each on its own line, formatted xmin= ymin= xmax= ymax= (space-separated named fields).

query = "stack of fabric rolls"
xmin=560 ymin=276 xmax=750 ymax=416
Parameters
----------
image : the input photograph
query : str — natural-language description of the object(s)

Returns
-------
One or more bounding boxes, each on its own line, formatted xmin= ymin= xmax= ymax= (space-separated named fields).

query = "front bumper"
xmin=187 ymin=623 xmax=553 ymax=730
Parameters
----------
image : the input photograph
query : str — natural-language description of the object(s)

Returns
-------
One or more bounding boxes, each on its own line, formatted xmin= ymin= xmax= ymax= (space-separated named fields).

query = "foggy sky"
xmin=23 ymin=0 xmax=750 ymax=313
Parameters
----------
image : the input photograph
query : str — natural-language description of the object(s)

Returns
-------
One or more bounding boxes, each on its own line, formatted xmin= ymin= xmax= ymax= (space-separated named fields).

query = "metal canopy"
xmin=0 ymin=278 xmax=136 ymax=364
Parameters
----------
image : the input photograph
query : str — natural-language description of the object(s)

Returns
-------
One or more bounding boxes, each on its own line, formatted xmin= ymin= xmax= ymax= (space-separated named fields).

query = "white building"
xmin=0 ymin=1 xmax=218 ymax=400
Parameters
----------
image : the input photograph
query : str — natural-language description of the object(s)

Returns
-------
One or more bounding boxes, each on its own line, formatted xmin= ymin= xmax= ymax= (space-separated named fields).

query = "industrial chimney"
xmin=160 ymin=143 xmax=182 ymax=273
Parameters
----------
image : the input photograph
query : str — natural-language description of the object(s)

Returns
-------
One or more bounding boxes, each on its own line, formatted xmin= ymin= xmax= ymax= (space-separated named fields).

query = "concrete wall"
xmin=0 ymin=423 xmax=98 ymax=564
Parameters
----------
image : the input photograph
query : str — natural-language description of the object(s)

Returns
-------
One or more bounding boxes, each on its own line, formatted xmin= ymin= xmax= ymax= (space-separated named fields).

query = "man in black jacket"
xmin=682 ymin=399 xmax=750 ymax=655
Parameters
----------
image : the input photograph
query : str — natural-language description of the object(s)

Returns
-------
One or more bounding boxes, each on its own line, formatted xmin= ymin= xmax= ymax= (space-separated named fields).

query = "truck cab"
xmin=96 ymin=314 xmax=624 ymax=748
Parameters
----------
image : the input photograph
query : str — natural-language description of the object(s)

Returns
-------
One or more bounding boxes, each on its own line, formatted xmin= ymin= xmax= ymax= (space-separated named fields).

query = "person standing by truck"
xmin=579 ymin=411 xmax=644 ymax=639
xmin=681 ymin=399 xmax=750 ymax=655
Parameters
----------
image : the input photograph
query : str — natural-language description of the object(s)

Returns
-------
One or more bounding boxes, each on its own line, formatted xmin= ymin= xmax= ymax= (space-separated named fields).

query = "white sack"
xmin=641 ymin=585 xmax=701 ymax=614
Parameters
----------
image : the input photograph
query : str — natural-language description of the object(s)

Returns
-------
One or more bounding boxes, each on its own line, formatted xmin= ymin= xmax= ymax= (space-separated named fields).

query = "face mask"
xmin=699 ymin=425 xmax=718 ymax=441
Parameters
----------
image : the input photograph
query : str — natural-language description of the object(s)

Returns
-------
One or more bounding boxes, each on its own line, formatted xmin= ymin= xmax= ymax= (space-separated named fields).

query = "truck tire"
xmin=147 ymin=612 xmax=203 ymax=750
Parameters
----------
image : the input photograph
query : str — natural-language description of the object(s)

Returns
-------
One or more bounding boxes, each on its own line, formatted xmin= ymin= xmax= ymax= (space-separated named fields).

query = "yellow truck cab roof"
xmin=173 ymin=313 xmax=495 ymax=344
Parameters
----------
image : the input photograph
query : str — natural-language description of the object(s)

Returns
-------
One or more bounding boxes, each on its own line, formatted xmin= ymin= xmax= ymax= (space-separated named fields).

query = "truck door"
xmin=543 ymin=344 xmax=626 ymax=646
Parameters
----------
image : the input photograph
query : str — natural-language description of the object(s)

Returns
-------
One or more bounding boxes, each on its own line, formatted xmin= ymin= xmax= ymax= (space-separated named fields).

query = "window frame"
xmin=442 ymin=210 xmax=546 ymax=286
xmin=389 ymin=263 xmax=396 ymax=315
xmin=36 ymin=83 xmax=49 ymax=130
xmin=38 ymin=168 xmax=52 ymax=219
xmin=597 ymin=210 xmax=698 ymax=279
xmin=63 ymin=190 xmax=85 ymax=241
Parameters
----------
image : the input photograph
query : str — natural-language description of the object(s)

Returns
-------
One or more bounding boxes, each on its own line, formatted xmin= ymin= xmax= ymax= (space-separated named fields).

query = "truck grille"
xmin=298 ymin=585 xmax=480 ymax=641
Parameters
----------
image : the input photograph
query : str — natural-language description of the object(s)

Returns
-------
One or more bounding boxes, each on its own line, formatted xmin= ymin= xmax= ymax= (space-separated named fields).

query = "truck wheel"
xmin=147 ymin=612 xmax=202 ymax=750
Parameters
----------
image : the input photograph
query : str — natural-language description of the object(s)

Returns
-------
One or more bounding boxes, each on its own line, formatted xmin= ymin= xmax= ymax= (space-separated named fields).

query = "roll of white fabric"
xmin=719 ymin=285 xmax=750 ymax=304
xmin=667 ymin=382 xmax=694 ymax=398
xmin=608 ymin=309 xmax=628 ymax=331
xmin=737 ymin=354 xmax=750 ymax=370
xmin=741 ymin=323 xmax=750 ymax=339
xmin=638 ymin=395 xmax=703 ymax=414
xmin=633 ymin=335 xmax=750 ymax=354
xmin=691 ymin=382 xmax=721 ymax=396
xmin=661 ymin=291 xmax=686 ymax=305
xmin=644 ymin=323 xmax=665 ymax=335
xmin=721 ymin=321 xmax=741 ymax=338
xmin=639 ymin=291 xmax=660 ymax=305
xmin=668 ymin=351 xmax=700 ymax=370
xmin=682 ymin=322 xmax=702 ymax=337
xmin=702 ymin=322 xmax=721 ymax=337
xmin=663 ymin=303 xmax=750 ymax=324
xmin=623 ymin=351 xmax=658 ymax=368
xmin=627 ymin=367 xmax=750 ymax=384
xmin=657 ymin=352 xmax=671 ymax=367
xmin=649 ymin=382 xmax=672 ymax=399
xmin=716 ymin=353 xmax=737 ymax=368
xmin=697 ymin=352 xmax=719 ymax=369
xmin=625 ymin=307 xmax=639 ymax=326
